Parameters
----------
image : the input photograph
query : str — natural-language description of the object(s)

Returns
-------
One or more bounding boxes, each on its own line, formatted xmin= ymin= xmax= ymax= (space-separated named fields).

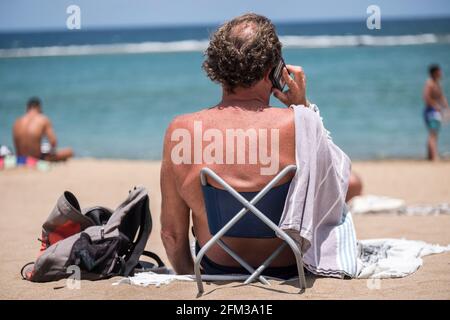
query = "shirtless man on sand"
xmin=13 ymin=97 xmax=73 ymax=161
xmin=423 ymin=64 xmax=449 ymax=161
xmin=160 ymin=14 xmax=361 ymax=275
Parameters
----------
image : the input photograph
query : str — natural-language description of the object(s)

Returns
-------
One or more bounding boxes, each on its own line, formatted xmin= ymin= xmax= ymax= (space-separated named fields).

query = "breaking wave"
xmin=1 ymin=33 xmax=449 ymax=58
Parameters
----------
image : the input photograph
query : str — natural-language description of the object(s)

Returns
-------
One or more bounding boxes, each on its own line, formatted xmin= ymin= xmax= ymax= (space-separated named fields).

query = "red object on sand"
xmin=0 ymin=158 xmax=4 ymax=170
xmin=26 ymin=157 xmax=38 ymax=168
xmin=39 ymin=220 xmax=82 ymax=253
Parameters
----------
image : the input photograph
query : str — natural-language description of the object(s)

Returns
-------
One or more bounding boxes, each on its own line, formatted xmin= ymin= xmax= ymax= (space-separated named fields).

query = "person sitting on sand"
xmin=160 ymin=13 xmax=361 ymax=275
xmin=423 ymin=64 xmax=449 ymax=161
xmin=13 ymin=97 xmax=74 ymax=161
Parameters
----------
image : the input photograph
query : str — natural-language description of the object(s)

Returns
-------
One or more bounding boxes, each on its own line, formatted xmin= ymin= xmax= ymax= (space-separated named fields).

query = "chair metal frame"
xmin=194 ymin=164 xmax=306 ymax=294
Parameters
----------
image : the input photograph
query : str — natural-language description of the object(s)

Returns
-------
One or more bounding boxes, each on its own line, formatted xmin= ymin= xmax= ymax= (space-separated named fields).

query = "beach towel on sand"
xmin=357 ymin=238 xmax=450 ymax=278
xmin=114 ymin=238 xmax=450 ymax=287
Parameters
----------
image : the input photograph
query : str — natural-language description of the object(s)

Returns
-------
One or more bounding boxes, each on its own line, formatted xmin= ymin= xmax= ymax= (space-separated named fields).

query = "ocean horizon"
xmin=1 ymin=17 xmax=450 ymax=160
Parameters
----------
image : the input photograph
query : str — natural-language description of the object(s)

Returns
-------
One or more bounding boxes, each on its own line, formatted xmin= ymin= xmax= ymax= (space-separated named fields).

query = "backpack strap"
xmin=141 ymin=250 xmax=165 ymax=267
xmin=83 ymin=206 xmax=113 ymax=226
xmin=122 ymin=194 xmax=152 ymax=276
xmin=20 ymin=262 xmax=35 ymax=280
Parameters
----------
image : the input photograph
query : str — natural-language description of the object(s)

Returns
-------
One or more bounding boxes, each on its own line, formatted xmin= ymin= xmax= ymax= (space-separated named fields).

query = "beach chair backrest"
xmin=200 ymin=165 xmax=296 ymax=238
xmin=201 ymin=181 xmax=291 ymax=238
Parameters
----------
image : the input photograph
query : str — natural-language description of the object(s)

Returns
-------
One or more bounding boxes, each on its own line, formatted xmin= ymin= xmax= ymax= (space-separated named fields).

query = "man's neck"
xmin=26 ymin=109 xmax=40 ymax=116
xmin=219 ymin=87 xmax=271 ymax=110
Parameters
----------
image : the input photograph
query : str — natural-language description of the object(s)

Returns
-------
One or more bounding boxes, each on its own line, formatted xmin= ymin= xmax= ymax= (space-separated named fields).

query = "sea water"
xmin=1 ymin=18 xmax=449 ymax=160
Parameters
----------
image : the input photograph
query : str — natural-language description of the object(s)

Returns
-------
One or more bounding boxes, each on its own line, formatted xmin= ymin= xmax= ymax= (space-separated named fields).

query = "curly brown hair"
xmin=202 ymin=13 xmax=282 ymax=92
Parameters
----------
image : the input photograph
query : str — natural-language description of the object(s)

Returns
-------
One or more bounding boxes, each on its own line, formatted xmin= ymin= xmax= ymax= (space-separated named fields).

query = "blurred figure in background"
xmin=423 ymin=64 xmax=449 ymax=161
xmin=346 ymin=172 xmax=363 ymax=203
xmin=13 ymin=97 xmax=73 ymax=161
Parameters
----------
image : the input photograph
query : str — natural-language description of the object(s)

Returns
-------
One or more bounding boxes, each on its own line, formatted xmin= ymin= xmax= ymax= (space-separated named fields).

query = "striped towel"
xmin=279 ymin=105 xmax=358 ymax=278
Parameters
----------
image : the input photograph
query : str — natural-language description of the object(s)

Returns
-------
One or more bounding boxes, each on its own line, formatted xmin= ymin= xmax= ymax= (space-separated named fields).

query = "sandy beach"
xmin=0 ymin=159 xmax=449 ymax=300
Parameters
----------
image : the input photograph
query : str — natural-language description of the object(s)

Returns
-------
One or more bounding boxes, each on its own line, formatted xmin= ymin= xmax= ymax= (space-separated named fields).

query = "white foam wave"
xmin=281 ymin=33 xmax=449 ymax=48
xmin=1 ymin=34 xmax=449 ymax=58
xmin=0 ymin=40 xmax=209 ymax=58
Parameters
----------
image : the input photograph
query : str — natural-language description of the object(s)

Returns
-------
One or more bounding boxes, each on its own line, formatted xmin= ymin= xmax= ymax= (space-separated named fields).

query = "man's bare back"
xmin=162 ymin=105 xmax=297 ymax=268
xmin=13 ymin=99 xmax=73 ymax=161
xmin=14 ymin=111 xmax=50 ymax=158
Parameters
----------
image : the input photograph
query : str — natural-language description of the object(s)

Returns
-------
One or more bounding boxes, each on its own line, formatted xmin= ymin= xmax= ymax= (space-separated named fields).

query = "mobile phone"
xmin=270 ymin=58 xmax=287 ymax=91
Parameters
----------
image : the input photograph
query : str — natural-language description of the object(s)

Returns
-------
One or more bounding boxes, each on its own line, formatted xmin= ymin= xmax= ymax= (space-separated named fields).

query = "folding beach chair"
xmin=194 ymin=165 xmax=306 ymax=294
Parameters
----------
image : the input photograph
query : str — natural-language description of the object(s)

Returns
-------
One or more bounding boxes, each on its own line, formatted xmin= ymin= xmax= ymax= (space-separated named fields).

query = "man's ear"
xmin=264 ymin=68 xmax=272 ymax=82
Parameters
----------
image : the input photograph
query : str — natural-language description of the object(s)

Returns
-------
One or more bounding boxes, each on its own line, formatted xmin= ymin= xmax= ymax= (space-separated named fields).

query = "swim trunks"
xmin=424 ymin=106 xmax=442 ymax=133
xmin=195 ymin=241 xmax=300 ymax=279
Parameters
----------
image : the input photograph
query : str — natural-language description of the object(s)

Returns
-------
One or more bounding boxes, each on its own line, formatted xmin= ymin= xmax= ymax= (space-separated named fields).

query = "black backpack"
xmin=21 ymin=186 xmax=164 ymax=282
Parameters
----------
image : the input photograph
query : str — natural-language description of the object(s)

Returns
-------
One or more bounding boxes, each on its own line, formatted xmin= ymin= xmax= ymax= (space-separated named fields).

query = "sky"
xmin=1 ymin=0 xmax=450 ymax=31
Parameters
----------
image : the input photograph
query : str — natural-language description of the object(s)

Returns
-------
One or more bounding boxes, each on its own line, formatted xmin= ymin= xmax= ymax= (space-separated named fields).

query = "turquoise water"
xmin=1 ymin=21 xmax=450 ymax=160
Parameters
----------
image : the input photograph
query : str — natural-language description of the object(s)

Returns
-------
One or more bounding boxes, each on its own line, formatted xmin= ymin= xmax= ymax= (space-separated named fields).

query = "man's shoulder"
xmin=426 ymin=78 xmax=438 ymax=88
xmin=166 ymin=109 xmax=211 ymax=130
xmin=163 ymin=110 xmax=204 ymax=140
xmin=37 ymin=113 xmax=50 ymax=122
xmin=13 ymin=116 xmax=22 ymax=126
xmin=25 ymin=112 xmax=50 ymax=124
xmin=268 ymin=105 xmax=293 ymax=113
xmin=31 ymin=114 xmax=51 ymax=130
xmin=166 ymin=106 xmax=294 ymax=132
xmin=265 ymin=106 xmax=295 ymax=125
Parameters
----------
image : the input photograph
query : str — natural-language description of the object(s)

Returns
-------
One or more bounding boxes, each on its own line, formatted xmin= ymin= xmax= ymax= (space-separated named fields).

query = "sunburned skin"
xmin=170 ymin=119 xmax=281 ymax=176
xmin=161 ymin=104 xmax=297 ymax=271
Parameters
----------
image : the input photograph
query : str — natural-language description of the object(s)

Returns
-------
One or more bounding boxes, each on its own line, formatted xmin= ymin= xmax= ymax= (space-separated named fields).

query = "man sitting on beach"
xmin=423 ymin=64 xmax=449 ymax=161
xmin=160 ymin=13 xmax=361 ymax=275
xmin=13 ymin=97 xmax=74 ymax=161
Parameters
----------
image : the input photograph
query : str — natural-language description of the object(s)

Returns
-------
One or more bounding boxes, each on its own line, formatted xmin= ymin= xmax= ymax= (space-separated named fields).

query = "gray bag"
xmin=22 ymin=186 xmax=164 ymax=282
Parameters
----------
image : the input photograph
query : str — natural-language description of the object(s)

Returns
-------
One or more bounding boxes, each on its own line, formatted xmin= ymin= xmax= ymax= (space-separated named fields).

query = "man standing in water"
xmin=423 ymin=64 xmax=449 ymax=161
xmin=13 ymin=97 xmax=74 ymax=161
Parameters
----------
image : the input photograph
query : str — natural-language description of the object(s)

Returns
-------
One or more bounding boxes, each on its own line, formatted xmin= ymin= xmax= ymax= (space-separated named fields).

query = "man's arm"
xmin=160 ymin=120 xmax=193 ymax=274
xmin=12 ymin=121 xmax=19 ymax=154
xmin=43 ymin=117 xmax=57 ymax=148
xmin=440 ymin=91 xmax=449 ymax=109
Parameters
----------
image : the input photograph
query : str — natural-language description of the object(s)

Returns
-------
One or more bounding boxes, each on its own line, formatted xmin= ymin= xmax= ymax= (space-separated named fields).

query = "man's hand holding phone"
xmin=273 ymin=65 xmax=308 ymax=107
